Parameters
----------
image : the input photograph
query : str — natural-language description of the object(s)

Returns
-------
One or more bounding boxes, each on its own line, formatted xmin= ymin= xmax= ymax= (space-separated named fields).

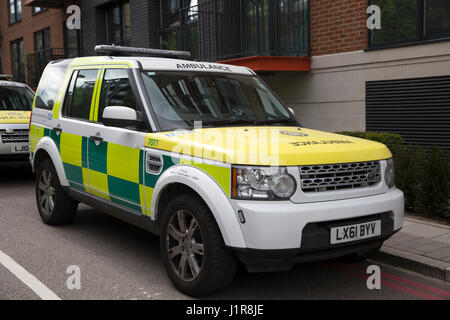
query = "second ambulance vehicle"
xmin=29 ymin=46 xmax=404 ymax=296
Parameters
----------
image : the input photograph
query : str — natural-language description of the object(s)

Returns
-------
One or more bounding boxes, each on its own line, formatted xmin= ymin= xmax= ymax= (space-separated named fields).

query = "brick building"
xmin=0 ymin=0 xmax=81 ymax=87
xmin=78 ymin=0 xmax=449 ymax=146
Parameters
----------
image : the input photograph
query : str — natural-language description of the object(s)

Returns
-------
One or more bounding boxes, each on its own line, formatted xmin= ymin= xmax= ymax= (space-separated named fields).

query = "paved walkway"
xmin=375 ymin=217 xmax=450 ymax=281
xmin=386 ymin=218 xmax=450 ymax=262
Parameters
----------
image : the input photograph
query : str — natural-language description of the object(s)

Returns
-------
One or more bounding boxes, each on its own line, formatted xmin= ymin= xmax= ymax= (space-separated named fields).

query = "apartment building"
xmin=0 ymin=0 xmax=81 ymax=87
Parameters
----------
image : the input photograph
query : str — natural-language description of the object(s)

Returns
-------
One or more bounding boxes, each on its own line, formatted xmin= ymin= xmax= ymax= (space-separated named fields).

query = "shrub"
xmin=414 ymin=147 xmax=450 ymax=217
xmin=336 ymin=131 xmax=450 ymax=219
xmin=337 ymin=131 xmax=403 ymax=152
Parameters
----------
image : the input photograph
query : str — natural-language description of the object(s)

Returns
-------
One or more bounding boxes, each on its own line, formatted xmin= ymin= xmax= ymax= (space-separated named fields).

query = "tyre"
xmin=35 ymin=158 xmax=78 ymax=225
xmin=160 ymin=193 xmax=237 ymax=297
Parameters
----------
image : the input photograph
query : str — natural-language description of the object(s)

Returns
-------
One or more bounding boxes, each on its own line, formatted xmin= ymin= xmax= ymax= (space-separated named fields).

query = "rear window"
xmin=35 ymin=66 xmax=67 ymax=110
xmin=0 ymin=84 xmax=34 ymax=111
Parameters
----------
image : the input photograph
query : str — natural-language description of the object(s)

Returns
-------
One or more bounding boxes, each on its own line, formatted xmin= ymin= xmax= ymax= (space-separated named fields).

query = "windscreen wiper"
xmin=202 ymin=119 xmax=257 ymax=127
xmin=252 ymin=118 xmax=299 ymax=125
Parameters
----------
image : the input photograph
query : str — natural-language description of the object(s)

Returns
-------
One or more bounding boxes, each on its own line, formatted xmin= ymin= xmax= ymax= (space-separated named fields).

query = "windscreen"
xmin=141 ymin=71 xmax=295 ymax=131
xmin=0 ymin=85 xmax=34 ymax=111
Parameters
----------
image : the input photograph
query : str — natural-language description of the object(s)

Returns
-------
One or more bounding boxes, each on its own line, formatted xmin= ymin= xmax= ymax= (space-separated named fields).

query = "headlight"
xmin=385 ymin=158 xmax=395 ymax=189
xmin=232 ymin=166 xmax=296 ymax=200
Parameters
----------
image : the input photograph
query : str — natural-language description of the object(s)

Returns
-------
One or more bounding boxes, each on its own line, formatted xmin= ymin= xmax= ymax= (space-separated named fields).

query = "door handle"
xmin=89 ymin=135 xmax=104 ymax=142
xmin=53 ymin=127 xmax=62 ymax=134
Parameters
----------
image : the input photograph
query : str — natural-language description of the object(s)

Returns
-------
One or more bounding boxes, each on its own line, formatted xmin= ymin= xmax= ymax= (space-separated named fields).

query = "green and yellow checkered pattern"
xmin=31 ymin=127 xmax=231 ymax=216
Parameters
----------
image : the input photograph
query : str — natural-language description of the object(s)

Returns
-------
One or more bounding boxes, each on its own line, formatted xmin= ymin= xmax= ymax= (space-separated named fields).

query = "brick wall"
xmin=0 ymin=2 xmax=66 ymax=83
xmin=310 ymin=0 xmax=368 ymax=56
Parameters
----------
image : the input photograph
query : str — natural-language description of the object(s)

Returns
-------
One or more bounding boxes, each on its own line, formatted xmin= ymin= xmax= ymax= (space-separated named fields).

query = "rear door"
xmin=58 ymin=68 xmax=100 ymax=192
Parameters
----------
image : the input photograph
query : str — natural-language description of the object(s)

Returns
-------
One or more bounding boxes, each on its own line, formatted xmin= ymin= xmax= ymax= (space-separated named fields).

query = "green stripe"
xmin=82 ymin=137 xmax=88 ymax=168
xmin=108 ymin=175 xmax=140 ymax=207
xmin=63 ymin=163 xmax=84 ymax=188
xmin=88 ymin=139 xmax=108 ymax=173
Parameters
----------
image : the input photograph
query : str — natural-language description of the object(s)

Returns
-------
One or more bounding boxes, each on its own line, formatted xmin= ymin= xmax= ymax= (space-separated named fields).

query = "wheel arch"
xmin=151 ymin=165 xmax=246 ymax=249
xmin=33 ymin=137 xmax=68 ymax=186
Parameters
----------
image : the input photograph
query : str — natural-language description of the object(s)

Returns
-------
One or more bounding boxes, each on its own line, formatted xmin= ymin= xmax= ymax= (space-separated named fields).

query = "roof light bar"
xmin=95 ymin=45 xmax=191 ymax=59
xmin=0 ymin=74 xmax=13 ymax=80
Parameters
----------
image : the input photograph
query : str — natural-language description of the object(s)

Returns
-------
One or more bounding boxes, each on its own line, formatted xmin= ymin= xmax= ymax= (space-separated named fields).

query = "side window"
xmin=97 ymin=69 xmax=137 ymax=123
xmin=62 ymin=69 xmax=98 ymax=120
xmin=35 ymin=66 xmax=66 ymax=110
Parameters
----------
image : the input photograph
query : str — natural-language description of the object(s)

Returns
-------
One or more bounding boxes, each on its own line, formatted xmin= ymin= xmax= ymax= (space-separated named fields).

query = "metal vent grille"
xmin=146 ymin=153 xmax=163 ymax=175
xmin=366 ymin=76 xmax=450 ymax=147
xmin=299 ymin=161 xmax=381 ymax=193
xmin=0 ymin=130 xmax=29 ymax=144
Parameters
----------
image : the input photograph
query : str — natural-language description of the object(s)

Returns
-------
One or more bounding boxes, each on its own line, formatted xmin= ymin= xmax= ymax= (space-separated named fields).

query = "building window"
xmin=34 ymin=28 xmax=52 ymax=52
xmin=160 ymin=0 xmax=309 ymax=61
xmin=11 ymin=38 xmax=24 ymax=83
xmin=106 ymin=1 xmax=131 ymax=46
xmin=33 ymin=7 xmax=47 ymax=14
xmin=8 ymin=0 xmax=22 ymax=24
xmin=65 ymin=27 xmax=82 ymax=58
xmin=369 ymin=0 xmax=450 ymax=48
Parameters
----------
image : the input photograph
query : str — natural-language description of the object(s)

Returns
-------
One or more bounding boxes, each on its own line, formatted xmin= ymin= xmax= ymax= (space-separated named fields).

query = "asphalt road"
xmin=0 ymin=166 xmax=449 ymax=300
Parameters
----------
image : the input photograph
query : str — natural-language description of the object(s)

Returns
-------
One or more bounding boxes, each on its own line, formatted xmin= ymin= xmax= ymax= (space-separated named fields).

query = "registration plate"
xmin=11 ymin=144 xmax=29 ymax=153
xmin=330 ymin=220 xmax=381 ymax=244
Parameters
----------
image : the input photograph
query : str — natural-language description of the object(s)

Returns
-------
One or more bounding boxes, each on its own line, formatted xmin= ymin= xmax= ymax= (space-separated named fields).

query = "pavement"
xmin=0 ymin=165 xmax=449 ymax=300
xmin=372 ymin=217 xmax=450 ymax=282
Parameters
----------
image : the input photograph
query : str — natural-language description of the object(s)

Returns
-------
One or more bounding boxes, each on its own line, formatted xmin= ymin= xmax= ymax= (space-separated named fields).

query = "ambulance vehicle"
xmin=0 ymin=75 xmax=34 ymax=165
xmin=29 ymin=46 xmax=404 ymax=296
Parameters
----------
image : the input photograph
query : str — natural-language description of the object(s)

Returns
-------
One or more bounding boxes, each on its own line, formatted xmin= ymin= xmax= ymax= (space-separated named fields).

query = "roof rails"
xmin=95 ymin=45 xmax=191 ymax=59
xmin=0 ymin=74 xmax=13 ymax=80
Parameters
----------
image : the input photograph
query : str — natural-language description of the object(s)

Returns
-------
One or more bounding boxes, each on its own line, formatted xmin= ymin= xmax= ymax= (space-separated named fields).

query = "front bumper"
xmin=229 ymin=188 xmax=404 ymax=268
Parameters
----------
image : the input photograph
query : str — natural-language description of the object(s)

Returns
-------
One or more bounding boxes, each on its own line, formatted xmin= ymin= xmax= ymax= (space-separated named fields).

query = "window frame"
xmin=368 ymin=0 xmax=450 ymax=50
xmin=62 ymin=69 xmax=100 ymax=122
xmin=34 ymin=28 xmax=52 ymax=52
xmin=96 ymin=68 xmax=139 ymax=124
xmin=105 ymin=1 xmax=131 ymax=46
xmin=10 ymin=38 xmax=25 ymax=83
xmin=8 ymin=0 xmax=22 ymax=25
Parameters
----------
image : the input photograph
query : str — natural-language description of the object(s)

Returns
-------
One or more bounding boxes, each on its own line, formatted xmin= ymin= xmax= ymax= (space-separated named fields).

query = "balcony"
xmin=161 ymin=0 xmax=310 ymax=72
xmin=26 ymin=48 xmax=79 ymax=87
xmin=23 ymin=0 xmax=73 ymax=8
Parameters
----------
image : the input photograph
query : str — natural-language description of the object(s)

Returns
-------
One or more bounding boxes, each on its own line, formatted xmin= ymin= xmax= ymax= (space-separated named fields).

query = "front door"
xmin=87 ymin=68 xmax=145 ymax=214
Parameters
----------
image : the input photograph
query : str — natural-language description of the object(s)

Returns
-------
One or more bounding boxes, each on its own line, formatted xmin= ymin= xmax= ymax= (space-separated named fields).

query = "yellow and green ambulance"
xmin=29 ymin=46 xmax=404 ymax=296
xmin=0 ymin=75 xmax=34 ymax=165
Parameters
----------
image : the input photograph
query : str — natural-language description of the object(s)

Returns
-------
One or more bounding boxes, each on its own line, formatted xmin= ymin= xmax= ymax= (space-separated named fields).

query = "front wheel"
xmin=160 ymin=193 xmax=237 ymax=297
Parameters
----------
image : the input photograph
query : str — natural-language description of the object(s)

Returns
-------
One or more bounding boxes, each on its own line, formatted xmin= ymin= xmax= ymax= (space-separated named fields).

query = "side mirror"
xmin=288 ymin=107 xmax=295 ymax=116
xmin=102 ymin=106 xmax=143 ymax=128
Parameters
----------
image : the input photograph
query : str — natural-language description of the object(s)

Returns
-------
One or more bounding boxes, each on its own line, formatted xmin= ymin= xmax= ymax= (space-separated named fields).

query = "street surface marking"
xmin=0 ymin=250 xmax=61 ymax=300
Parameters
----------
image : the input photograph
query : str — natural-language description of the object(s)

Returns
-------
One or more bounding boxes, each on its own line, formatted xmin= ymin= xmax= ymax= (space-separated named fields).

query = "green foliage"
xmin=414 ymin=147 xmax=450 ymax=217
xmin=337 ymin=131 xmax=403 ymax=152
xmin=337 ymin=131 xmax=450 ymax=220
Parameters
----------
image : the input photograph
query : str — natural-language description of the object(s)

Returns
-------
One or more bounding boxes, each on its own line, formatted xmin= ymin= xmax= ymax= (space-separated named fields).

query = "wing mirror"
xmin=102 ymin=106 xmax=143 ymax=128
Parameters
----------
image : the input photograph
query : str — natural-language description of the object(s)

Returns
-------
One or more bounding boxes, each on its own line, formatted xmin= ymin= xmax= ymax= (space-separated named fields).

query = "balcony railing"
xmin=161 ymin=0 xmax=310 ymax=62
xmin=26 ymin=47 xmax=79 ymax=87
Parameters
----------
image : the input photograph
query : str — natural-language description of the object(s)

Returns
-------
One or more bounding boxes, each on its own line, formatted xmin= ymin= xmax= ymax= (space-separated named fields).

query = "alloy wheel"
xmin=166 ymin=209 xmax=204 ymax=281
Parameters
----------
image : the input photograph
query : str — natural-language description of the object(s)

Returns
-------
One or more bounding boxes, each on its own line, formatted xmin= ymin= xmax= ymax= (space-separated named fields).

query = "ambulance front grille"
xmin=0 ymin=130 xmax=29 ymax=144
xmin=299 ymin=161 xmax=381 ymax=193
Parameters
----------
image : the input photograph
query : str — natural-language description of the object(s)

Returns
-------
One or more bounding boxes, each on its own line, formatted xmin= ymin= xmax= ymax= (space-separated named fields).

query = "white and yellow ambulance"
xmin=0 ymin=75 xmax=34 ymax=165
xmin=29 ymin=46 xmax=404 ymax=296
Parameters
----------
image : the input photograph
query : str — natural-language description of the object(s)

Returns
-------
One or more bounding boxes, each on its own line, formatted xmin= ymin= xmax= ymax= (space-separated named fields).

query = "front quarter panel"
xmin=151 ymin=165 xmax=247 ymax=248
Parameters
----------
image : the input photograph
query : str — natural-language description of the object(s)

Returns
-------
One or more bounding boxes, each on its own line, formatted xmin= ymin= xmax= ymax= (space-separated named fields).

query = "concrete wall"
xmin=262 ymin=41 xmax=450 ymax=132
